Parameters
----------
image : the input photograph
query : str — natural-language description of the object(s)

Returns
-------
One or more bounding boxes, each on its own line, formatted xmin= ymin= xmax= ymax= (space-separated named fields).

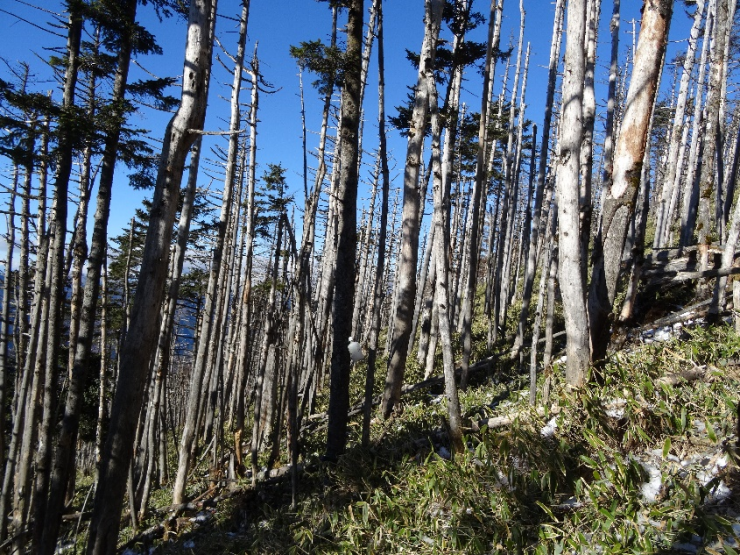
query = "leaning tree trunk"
xmin=172 ymin=0 xmax=248 ymax=505
xmin=86 ymin=0 xmax=216 ymax=551
xmin=588 ymin=0 xmax=673 ymax=361
xmin=381 ymin=0 xmax=445 ymax=418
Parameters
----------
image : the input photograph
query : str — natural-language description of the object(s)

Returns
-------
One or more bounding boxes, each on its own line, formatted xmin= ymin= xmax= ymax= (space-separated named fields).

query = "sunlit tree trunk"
xmin=556 ymin=0 xmax=589 ymax=386
xmin=459 ymin=0 xmax=507 ymax=389
xmin=680 ymin=1 xmax=713 ymax=249
xmin=653 ymin=0 xmax=705 ymax=248
xmin=696 ymin=0 xmax=730 ymax=278
xmin=588 ymin=0 xmax=673 ymax=361
xmin=381 ymin=0 xmax=444 ymax=418
xmin=86 ymin=0 xmax=216 ymax=550
xmin=172 ymin=0 xmax=247 ymax=505
xmin=427 ymin=37 xmax=464 ymax=453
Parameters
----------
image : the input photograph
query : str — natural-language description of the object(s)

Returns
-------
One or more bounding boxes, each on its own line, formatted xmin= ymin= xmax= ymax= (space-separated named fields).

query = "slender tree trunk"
xmin=428 ymin=34 xmax=464 ymax=453
xmin=362 ymin=0 xmax=390 ymax=444
xmin=459 ymin=0 xmax=506 ymax=389
xmin=556 ymin=0 xmax=589 ymax=386
xmin=680 ymin=1 xmax=713 ymax=249
xmin=86 ymin=0 xmax=216 ymax=551
xmin=511 ymin=0 xmax=565 ymax=358
xmin=696 ymin=0 xmax=730 ymax=279
xmin=381 ymin=0 xmax=444 ymax=418
xmin=172 ymin=0 xmax=246 ymax=505
xmin=40 ymin=4 xmax=138 ymax=551
xmin=325 ymin=0 xmax=363 ymax=460
xmin=0 ymin=167 xmax=18 ymax=476
xmin=654 ymin=0 xmax=705 ymax=248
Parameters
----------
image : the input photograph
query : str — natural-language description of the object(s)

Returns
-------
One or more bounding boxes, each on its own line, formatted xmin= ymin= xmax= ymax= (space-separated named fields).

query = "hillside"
xmin=80 ymin=319 xmax=740 ymax=555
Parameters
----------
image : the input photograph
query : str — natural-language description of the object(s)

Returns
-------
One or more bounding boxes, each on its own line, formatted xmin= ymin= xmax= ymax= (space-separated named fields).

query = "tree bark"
xmin=381 ymin=0 xmax=444 ymax=418
xmin=86 ymin=0 xmax=216 ymax=551
xmin=588 ymin=0 xmax=673 ymax=361
xmin=325 ymin=0 xmax=363 ymax=460
xmin=555 ymin=0 xmax=589 ymax=386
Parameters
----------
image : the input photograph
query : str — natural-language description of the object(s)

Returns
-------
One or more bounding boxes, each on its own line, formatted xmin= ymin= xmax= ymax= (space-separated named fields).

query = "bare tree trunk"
xmin=680 ymin=2 xmax=713 ymax=249
xmin=654 ymin=0 xmax=705 ymax=248
xmin=459 ymin=0 xmax=507 ymax=389
xmin=511 ymin=1 xmax=565 ymax=358
xmin=381 ymin=0 xmax=444 ymax=418
xmin=0 ymin=167 xmax=18 ymax=477
xmin=233 ymin=52 xmax=260 ymax=470
xmin=428 ymin=34 xmax=464 ymax=454
xmin=696 ymin=0 xmax=730 ymax=280
xmin=362 ymin=0 xmax=390 ymax=444
xmin=86 ymin=0 xmax=216 ymax=550
xmin=529 ymin=208 xmax=557 ymax=406
xmin=588 ymin=0 xmax=673 ymax=361
xmin=172 ymin=0 xmax=247 ymax=505
xmin=556 ymin=0 xmax=589 ymax=386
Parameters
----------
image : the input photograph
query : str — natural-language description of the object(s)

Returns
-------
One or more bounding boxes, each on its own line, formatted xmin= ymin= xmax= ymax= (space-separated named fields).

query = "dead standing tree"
xmin=588 ymin=0 xmax=673 ymax=361
xmin=381 ymin=0 xmax=444 ymax=418
xmin=86 ymin=0 xmax=217 ymax=550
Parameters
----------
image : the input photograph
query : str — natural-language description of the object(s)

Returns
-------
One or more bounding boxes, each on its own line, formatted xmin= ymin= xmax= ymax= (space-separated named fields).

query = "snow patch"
xmin=640 ymin=462 xmax=663 ymax=503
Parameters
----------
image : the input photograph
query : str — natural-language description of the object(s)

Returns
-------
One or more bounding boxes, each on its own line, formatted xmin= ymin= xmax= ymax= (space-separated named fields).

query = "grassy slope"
xmin=104 ymin=322 xmax=739 ymax=555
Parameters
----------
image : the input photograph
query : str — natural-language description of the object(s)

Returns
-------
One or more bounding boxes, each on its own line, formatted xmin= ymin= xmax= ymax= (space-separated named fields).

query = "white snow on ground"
xmin=640 ymin=462 xmax=663 ymax=503
xmin=540 ymin=416 xmax=558 ymax=438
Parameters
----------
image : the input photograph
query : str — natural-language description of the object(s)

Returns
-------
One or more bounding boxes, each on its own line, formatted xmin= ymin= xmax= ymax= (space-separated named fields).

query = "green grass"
xmin=116 ymin=321 xmax=740 ymax=554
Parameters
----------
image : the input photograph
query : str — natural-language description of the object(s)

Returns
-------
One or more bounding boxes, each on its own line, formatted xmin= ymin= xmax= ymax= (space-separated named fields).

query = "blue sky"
xmin=1 ymin=0 xmax=696 ymax=255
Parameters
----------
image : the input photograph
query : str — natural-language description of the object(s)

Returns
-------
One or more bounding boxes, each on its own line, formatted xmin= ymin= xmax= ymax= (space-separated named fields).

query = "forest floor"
xmin=73 ymin=307 xmax=740 ymax=554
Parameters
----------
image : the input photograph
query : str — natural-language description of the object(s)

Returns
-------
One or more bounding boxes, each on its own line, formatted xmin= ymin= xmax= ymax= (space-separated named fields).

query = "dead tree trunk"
xmin=556 ymin=0 xmax=590 ymax=386
xmin=588 ymin=0 xmax=673 ymax=361
xmin=86 ymin=0 xmax=216 ymax=550
xmin=381 ymin=0 xmax=444 ymax=418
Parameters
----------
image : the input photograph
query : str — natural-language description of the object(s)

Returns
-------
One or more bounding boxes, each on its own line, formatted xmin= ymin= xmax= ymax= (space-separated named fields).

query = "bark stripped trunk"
xmin=172 ymin=0 xmax=247 ymax=505
xmin=381 ymin=0 xmax=445 ymax=418
xmin=588 ymin=0 xmax=673 ymax=361
xmin=555 ymin=0 xmax=589 ymax=386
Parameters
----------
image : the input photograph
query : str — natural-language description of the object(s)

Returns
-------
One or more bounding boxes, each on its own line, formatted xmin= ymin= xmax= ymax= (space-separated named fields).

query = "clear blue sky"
xmin=1 ymin=0 xmax=695 ymax=251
